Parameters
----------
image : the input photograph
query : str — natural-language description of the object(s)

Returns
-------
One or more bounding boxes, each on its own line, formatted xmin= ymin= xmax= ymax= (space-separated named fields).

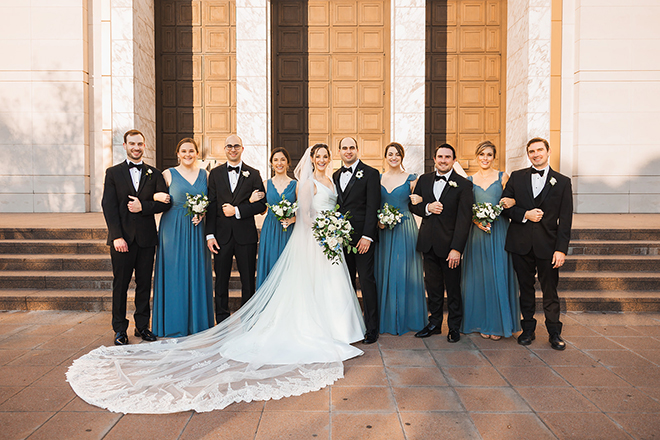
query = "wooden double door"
xmin=272 ymin=0 xmax=391 ymax=169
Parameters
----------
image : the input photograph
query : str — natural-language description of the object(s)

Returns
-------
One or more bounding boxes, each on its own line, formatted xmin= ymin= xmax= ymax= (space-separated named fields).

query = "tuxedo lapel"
xmin=122 ymin=163 xmax=137 ymax=196
xmin=333 ymin=171 xmax=344 ymax=205
xmin=524 ymin=168 xmax=535 ymax=205
xmin=536 ymin=168 xmax=556 ymax=206
xmin=136 ymin=166 xmax=148 ymax=195
xmin=231 ymin=168 xmax=247 ymax=203
xmin=218 ymin=163 xmax=231 ymax=196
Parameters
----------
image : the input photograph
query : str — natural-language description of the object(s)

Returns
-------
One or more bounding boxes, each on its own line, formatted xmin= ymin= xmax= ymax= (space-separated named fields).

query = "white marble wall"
xmin=506 ymin=0 xmax=552 ymax=172
xmin=236 ymin=0 xmax=270 ymax=177
xmin=391 ymin=0 xmax=425 ymax=175
xmin=0 ymin=0 xmax=90 ymax=212
xmin=567 ymin=0 xmax=660 ymax=213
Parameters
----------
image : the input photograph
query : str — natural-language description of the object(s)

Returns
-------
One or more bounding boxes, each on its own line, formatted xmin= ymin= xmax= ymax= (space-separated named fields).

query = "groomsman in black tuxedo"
xmin=101 ymin=129 xmax=171 ymax=345
xmin=410 ymin=144 xmax=473 ymax=343
xmin=206 ymin=135 xmax=267 ymax=323
xmin=502 ymin=137 xmax=573 ymax=350
xmin=332 ymin=137 xmax=381 ymax=344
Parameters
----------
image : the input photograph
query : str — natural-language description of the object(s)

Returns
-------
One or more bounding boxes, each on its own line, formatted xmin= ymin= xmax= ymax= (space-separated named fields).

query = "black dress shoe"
xmin=415 ymin=324 xmax=442 ymax=338
xmin=517 ymin=332 xmax=536 ymax=346
xmin=134 ymin=328 xmax=157 ymax=342
xmin=363 ymin=332 xmax=379 ymax=344
xmin=549 ymin=334 xmax=566 ymax=351
xmin=447 ymin=329 xmax=461 ymax=343
xmin=114 ymin=331 xmax=129 ymax=346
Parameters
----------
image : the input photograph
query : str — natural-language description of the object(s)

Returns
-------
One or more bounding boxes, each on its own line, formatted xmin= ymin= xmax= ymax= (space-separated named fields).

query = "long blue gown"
xmin=460 ymin=172 xmax=521 ymax=337
xmin=153 ymin=168 xmax=214 ymax=337
xmin=256 ymin=179 xmax=297 ymax=288
xmin=375 ymin=174 xmax=428 ymax=335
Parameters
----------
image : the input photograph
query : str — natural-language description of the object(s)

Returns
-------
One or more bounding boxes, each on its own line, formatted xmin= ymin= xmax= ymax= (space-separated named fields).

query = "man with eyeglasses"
xmin=206 ymin=135 xmax=267 ymax=323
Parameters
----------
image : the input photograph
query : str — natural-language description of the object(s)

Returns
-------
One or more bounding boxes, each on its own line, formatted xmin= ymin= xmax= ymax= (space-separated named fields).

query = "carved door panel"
xmin=157 ymin=1 xmax=236 ymax=169
xmin=426 ymin=0 xmax=505 ymax=173
xmin=273 ymin=0 xmax=389 ymax=169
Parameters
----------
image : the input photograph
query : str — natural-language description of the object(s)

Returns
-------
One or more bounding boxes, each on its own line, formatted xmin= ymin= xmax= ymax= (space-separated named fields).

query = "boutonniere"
xmin=145 ymin=168 xmax=153 ymax=180
xmin=448 ymin=180 xmax=458 ymax=188
xmin=242 ymin=170 xmax=250 ymax=178
xmin=550 ymin=177 xmax=557 ymax=186
xmin=355 ymin=170 xmax=364 ymax=179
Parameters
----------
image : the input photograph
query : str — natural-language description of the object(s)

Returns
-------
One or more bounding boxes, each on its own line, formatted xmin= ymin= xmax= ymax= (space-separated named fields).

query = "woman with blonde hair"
xmin=460 ymin=140 xmax=520 ymax=340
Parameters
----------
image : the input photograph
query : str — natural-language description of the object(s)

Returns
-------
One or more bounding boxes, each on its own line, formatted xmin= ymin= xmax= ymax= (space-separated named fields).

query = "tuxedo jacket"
xmin=205 ymin=162 xmax=267 ymax=245
xmin=332 ymin=161 xmax=381 ymax=246
xmin=409 ymin=171 xmax=474 ymax=258
xmin=502 ymin=167 xmax=573 ymax=259
xmin=101 ymin=162 xmax=171 ymax=247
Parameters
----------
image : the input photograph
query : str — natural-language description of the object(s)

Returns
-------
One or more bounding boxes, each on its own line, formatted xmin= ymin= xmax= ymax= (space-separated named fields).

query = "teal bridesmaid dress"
xmin=256 ymin=179 xmax=297 ymax=288
xmin=460 ymin=172 xmax=521 ymax=337
xmin=153 ymin=168 xmax=214 ymax=337
xmin=375 ymin=174 xmax=428 ymax=335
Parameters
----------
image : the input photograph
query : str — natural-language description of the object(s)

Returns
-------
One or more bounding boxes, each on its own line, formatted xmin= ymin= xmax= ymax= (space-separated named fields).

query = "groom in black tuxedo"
xmin=206 ymin=135 xmax=267 ymax=323
xmin=333 ymin=137 xmax=381 ymax=344
xmin=101 ymin=129 xmax=171 ymax=345
xmin=410 ymin=144 xmax=473 ymax=343
xmin=502 ymin=137 xmax=573 ymax=350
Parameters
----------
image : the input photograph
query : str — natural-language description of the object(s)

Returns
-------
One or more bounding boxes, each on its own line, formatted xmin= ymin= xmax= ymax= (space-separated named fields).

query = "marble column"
xmin=391 ymin=0 xmax=426 ymax=175
xmin=506 ymin=0 xmax=552 ymax=172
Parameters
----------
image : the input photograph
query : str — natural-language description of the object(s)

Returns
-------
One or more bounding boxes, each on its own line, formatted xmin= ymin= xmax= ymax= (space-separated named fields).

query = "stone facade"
xmin=1 ymin=0 xmax=659 ymax=213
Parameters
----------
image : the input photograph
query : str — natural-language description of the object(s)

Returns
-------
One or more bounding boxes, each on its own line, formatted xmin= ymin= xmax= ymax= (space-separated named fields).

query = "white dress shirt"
xmin=531 ymin=165 xmax=549 ymax=198
xmin=339 ymin=160 xmax=359 ymax=192
xmin=426 ymin=169 xmax=453 ymax=216
xmin=127 ymin=160 xmax=143 ymax=191
xmin=228 ymin=161 xmax=242 ymax=193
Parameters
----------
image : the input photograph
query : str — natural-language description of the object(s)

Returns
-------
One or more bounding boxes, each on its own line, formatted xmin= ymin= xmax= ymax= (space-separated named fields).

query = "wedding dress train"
xmin=67 ymin=150 xmax=366 ymax=414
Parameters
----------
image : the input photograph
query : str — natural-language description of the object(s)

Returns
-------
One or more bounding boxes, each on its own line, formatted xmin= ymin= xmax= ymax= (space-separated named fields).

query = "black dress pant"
xmin=344 ymin=246 xmax=379 ymax=335
xmin=422 ymin=250 xmax=462 ymax=331
xmin=213 ymin=237 xmax=257 ymax=323
xmin=511 ymin=250 xmax=562 ymax=336
xmin=110 ymin=243 xmax=155 ymax=333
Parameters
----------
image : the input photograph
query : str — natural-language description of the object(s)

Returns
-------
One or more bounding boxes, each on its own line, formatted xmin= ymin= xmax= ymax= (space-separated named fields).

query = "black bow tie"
xmin=340 ymin=166 xmax=353 ymax=174
xmin=128 ymin=162 xmax=143 ymax=171
xmin=228 ymin=165 xmax=240 ymax=174
xmin=435 ymin=174 xmax=446 ymax=182
xmin=531 ymin=168 xmax=545 ymax=177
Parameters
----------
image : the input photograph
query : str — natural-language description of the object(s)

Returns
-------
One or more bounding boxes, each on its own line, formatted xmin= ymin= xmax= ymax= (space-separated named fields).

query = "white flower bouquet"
xmin=312 ymin=205 xmax=356 ymax=264
xmin=472 ymin=201 xmax=504 ymax=233
xmin=184 ymin=193 xmax=209 ymax=222
xmin=266 ymin=196 xmax=299 ymax=231
xmin=377 ymin=203 xmax=404 ymax=230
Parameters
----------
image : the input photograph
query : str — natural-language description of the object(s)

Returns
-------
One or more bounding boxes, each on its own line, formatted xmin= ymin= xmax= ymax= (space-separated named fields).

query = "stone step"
xmin=0 ymin=270 xmax=246 ymax=290
xmin=562 ymin=255 xmax=660 ymax=272
xmin=0 ymin=254 xmax=112 ymax=271
xmin=556 ymin=272 xmax=660 ymax=291
xmin=0 ymin=228 xmax=107 ymax=240
xmin=1 ymin=288 xmax=658 ymax=312
xmin=571 ymin=229 xmax=660 ymax=241
xmin=0 ymin=240 xmax=108 ymax=255
xmin=568 ymin=240 xmax=660 ymax=256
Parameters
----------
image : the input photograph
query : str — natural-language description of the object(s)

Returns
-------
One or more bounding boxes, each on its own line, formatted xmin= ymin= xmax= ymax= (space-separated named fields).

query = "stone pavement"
xmin=1 ymin=311 xmax=659 ymax=439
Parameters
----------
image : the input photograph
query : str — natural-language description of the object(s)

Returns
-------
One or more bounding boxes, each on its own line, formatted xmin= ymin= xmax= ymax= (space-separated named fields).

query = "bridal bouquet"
xmin=312 ymin=206 xmax=356 ymax=264
xmin=184 ymin=193 xmax=209 ymax=219
xmin=472 ymin=201 xmax=504 ymax=233
xmin=377 ymin=203 xmax=404 ymax=230
xmin=266 ymin=196 xmax=298 ymax=231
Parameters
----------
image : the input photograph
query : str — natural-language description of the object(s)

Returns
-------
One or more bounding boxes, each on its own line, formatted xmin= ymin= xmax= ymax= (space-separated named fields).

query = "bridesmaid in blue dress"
xmin=460 ymin=140 xmax=520 ymax=340
xmin=375 ymin=142 xmax=428 ymax=335
xmin=152 ymin=138 xmax=214 ymax=337
xmin=255 ymin=147 xmax=297 ymax=288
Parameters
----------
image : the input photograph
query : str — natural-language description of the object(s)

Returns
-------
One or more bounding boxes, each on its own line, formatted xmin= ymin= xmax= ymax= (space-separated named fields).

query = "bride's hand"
xmin=154 ymin=192 xmax=170 ymax=203
xmin=249 ymin=190 xmax=265 ymax=203
xmin=409 ymin=194 xmax=422 ymax=205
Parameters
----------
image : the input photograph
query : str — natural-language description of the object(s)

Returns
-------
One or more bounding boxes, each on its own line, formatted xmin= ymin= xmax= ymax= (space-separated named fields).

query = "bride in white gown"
xmin=67 ymin=144 xmax=366 ymax=414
